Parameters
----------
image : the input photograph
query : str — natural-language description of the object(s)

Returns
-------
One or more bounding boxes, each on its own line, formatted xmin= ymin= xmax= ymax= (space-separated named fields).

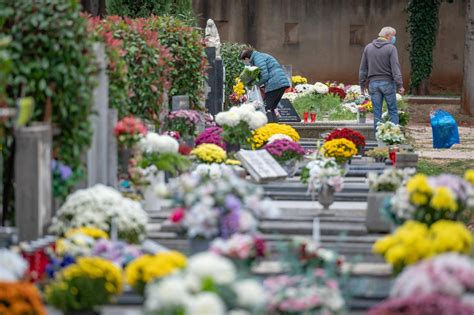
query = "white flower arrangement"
xmin=314 ymin=82 xmax=329 ymax=94
xmin=193 ymin=163 xmax=225 ymax=180
xmin=304 ymin=158 xmax=344 ymax=193
xmin=188 ymin=252 xmax=237 ymax=286
xmin=295 ymin=84 xmax=316 ymax=95
xmin=367 ymin=168 xmax=411 ymax=192
xmin=56 ymin=233 xmax=96 ymax=257
xmin=0 ymin=249 xmax=28 ymax=282
xmin=282 ymin=92 xmax=299 ymax=103
xmin=342 ymin=102 xmax=359 ymax=114
xmin=49 ymin=184 xmax=148 ymax=243
xmin=139 ymin=132 xmax=179 ymax=154
xmin=233 ymin=279 xmax=266 ymax=309
xmin=267 ymin=133 xmax=294 ymax=144
xmin=216 ymin=104 xmax=267 ymax=130
xmin=376 ymin=121 xmax=406 ymax=145
xmin=185 ymin=292 xmax=226 ymax=315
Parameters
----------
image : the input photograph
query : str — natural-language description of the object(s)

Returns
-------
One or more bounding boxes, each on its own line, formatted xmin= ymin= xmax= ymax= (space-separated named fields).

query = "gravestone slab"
xmin=236 ymin=150 xmax=287 ymax=183
xmin=171 ymin=95 xmax=190 ymax=111
xmin=277 ymin=99 xmax=301 ymax=123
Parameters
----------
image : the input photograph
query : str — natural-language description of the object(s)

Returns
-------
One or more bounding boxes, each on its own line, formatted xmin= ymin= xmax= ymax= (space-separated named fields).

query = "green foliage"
xmin=292 ymin=94 xmax=356 ymax=121
xmin=106 ymin=0 xmax=194 ymax=21
xmin=148 ymin=17 xmax=207 ymax=109
xmin=2 ymin=0 xmax=96 ymax=172
xmin=221 ymin=121 xmax=253 ymax=148
xmin=407 ymin=0 xmax=453 ymax=90
xmin=139 ymin=152 xmax=191 ymax=176
xmin=221 ymin=42 xmax=250 ymax=108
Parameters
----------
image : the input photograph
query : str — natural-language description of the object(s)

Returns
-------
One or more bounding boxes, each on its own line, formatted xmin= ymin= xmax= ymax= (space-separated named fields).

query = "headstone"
xmin=15 ymin=124 xmax=52 ymax=241
xmin=87 ymin=43 xmax=108 ymax=187
xmin=171 ymin=95 xmax=190 ymax=111
xmin=205 ymin=47 xmax=224 ymax=115
xmin=107 ymin=108 xmax=118 ymax=188
xmin=277 ymin=99 xmax=301 ymax=123
xmin=236 ymin=150 xmax=287 ymax=183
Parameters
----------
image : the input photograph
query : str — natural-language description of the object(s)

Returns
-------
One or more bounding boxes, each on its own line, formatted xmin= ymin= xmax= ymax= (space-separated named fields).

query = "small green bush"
xmin=106 ymin=0 xmax=194 ymax=20
xmin=292 ymin=93 xmax=356 ymax=120
xmin=221 ymin=42 xmax=250 ymax=108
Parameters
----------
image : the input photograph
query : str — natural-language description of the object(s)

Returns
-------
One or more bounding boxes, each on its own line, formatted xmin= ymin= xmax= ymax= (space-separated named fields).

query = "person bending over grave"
xmin=240 ymin=48 xmax=290 ymax=123
xmin=359 ymin=26 xmax=404 ymax=132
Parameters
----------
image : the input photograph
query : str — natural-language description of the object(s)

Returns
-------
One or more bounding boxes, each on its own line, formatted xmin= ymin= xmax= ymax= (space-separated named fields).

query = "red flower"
xmin=179 ymin=143 xmax=192 ymax=156
xmin=254 ymin=236 xmax=267 ymax=258
xmin=170 ymin=208 xmax=185 ymax=223
xmin=328 ymin=87 xmax=346 ymax=100
xmin=325 ymin=128 xmax=366 ymax=148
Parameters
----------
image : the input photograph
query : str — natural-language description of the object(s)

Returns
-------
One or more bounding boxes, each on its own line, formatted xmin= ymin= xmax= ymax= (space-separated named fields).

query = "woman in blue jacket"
xmin=240 ymin=48 xmax=290 ymax=123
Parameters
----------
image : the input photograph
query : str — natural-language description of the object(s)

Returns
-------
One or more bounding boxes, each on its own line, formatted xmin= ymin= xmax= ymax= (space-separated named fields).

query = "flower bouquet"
xmin=295 ymin=83 xmax=316 ymax=96
xmin=191 ymin=143 xmax=227 ymax=164
xmin=369 ymin=253 xmax=474 ymax=314
xmin=367 ymin=169 xmax=408 ymax=193
xmin=366 ymin=147 xmax=389 ymax=163
xmin=328 ymin=86 xmax=346 ymax=100
xmin=264 ymin=273 xmax=345 ymax=315
xmin=114 ymin=116 xmax=147 ymax=148
xmin=45 ymin=257 xmax=123 ymax=313
xmin=263 ymin=139 xmax=305 ymax=176
xmin=301 ymin=158 xmax=344 ymax=194
xmin=372 ymin=220 xmax=472 ymax=274
xmin=386 ymin=173 xmax=471 ymax=226
xmin=210 ymin=233 xmax=267 ymax=269
xmin=216 ymin=103 xmax=268 ymax=149
xmin=325 ymin=128 xmax=366 ymax=155
xmin=229 ymin=78 xmax=248 ymax=105
xmin=292 ymin=75 xmax=308 ymax=86
xmin=164 ymin=109 xmax=202 ymax=140
xmin=382 ymin=110 xmax=410 ymax=127
xmin=165 ymin=166 xmax=280 ymax=241
xmin=125 ymin=251 xmax=187 ymax=295
xmin=195 ymin=126 xmax=226 ymax=149
xmin=321 ymin=138 xmax=358 ymax=164
xmin=49 ymin=184 xmax=148 ymax=244
xmin=138 ymin=132 xmax=191 ymax=176
xmin=343 ymin=85 xmax=362 ymax=102
xmin=251 ymin=123 xmax=300 ymax=149
xmin=0 ymin=282 xmax=46 ymax=315
xmin=239 ymin=66 xmax=261 ymax=87
xmin=144 ymin=252 xmax=267 ymax=314
xmin=0 ymin=248 xmax=28 ymax=282
xmin=376 ymin=121 xmax=406 ymax=146
xmin=314 ymin=82 xmax=329 ymax=94
xmin=54 ymin=227 xmax=107 ymax=258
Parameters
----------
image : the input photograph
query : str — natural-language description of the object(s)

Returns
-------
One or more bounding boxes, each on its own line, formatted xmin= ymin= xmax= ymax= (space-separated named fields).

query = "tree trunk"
xmin=462 ymin=0 xmax=474 ymax=115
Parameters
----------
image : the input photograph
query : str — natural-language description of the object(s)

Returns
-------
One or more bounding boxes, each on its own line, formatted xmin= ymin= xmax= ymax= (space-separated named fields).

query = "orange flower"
xmin=0 ymin=282 xmax=46 ymax=315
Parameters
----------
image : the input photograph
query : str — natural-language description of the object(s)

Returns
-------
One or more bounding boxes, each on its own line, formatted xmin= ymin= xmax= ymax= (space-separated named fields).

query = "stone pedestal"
xmin=15 ymin=124 xmax=52 ymax=241
xmin=205 ymin=47 xmax=224 ymax=115
xmin=395 ymin=153 xmax=418 ymax=169
xmin=366 ymin=192 xmax=392 ymax=233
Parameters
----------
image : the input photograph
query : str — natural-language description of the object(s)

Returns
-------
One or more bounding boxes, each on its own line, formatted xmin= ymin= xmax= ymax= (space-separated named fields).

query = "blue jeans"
xmin=369 ymin=80 xmax=399 ymax=131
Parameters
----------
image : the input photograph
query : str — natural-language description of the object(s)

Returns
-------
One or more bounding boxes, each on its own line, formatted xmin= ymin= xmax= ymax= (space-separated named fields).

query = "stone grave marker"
xmin=236 ymin=150 xmax=287 ymax=183
xmin=277 ymin=99 xmax=301 ymax=123
xmin=171 ymin=95 xmax=190 ymax=111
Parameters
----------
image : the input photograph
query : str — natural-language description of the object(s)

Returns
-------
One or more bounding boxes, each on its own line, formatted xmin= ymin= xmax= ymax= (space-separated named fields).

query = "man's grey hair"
xmin=379 ymin=26 xmax=396 ymax=37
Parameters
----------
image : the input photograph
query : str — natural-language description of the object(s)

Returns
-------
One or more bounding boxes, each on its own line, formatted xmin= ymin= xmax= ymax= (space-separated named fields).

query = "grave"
xmin=277 ymin=99 xmax=301 ymax=123
xmin=290 ymin=121 xmax=376 ymax=141
xmin=236 ymin=149 xmax=287 ymax=183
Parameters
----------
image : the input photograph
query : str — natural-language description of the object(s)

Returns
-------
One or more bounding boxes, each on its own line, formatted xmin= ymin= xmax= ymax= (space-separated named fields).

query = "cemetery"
xmin=1 ymin=1 xmax=474 ymax=315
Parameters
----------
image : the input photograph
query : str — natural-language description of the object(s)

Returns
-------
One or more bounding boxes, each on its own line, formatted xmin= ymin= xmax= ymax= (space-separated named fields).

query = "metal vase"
xmin=319 ymin=184 xmax=335 ymax=210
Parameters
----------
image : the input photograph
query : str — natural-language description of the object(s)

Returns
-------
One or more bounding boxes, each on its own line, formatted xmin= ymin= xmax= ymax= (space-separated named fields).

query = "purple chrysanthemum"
xmin=195 ymin=127 xmax=226 ymax=149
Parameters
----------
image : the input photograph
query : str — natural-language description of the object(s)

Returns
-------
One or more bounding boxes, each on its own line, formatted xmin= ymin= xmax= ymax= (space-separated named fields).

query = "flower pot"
xmin=281 ymin=160 xmax=298 ymax=177
xmin=189 ymin=238 xmax=210 ymax=255
xmin=64 ymin=311 xmax=101 ymax=315
xmin=318 ymin=184 xmax=335 ymax=210
xmin=143 ymin=170 xmax=165 ymax=212
xmin=366 ymin=192 xmax=393 ymax=233
xmin=118 ymin=148 xmax=133 ymax=175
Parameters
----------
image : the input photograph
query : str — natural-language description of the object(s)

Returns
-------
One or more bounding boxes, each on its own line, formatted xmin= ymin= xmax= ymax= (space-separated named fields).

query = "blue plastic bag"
xmin=430 ymin=110 xmax=460 ymax=149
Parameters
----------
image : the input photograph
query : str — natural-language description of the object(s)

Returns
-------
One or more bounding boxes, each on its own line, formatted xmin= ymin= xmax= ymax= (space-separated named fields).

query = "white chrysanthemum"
xmin=314 ymin=82 xmax=329 ymax=94
xmin=233 ymin=279 xmax=266 ymax=308
xmin=248 ymin=111 xmax=268 ymax=130
xmin=185 ymin=292 xmax=226 ymax=315
xmin=282 ymin=92 xmax=299 ymax=102
xmin=0 ymin=249 xmax=28 ymax=281
xmin=188 ymin=252 xmax=236 ymax=285
xmin=140 ymin=133 xmax=179 ymax=154
xmin=295 ymin=84 xmax=316 ymax=95
xmin=145 ymin=276 xmax=190 ymax=310
xmin=216 ymin=111 xmax=241 ymax=127
xmin=267 ymin=134 xmax=293 ymax=143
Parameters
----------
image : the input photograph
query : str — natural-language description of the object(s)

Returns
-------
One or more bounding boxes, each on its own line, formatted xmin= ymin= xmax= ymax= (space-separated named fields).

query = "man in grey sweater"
xmin=359 ymin=26 xmax=404 ymax=131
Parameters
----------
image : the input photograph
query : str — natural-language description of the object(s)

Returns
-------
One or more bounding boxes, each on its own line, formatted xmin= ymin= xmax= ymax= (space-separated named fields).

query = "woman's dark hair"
xmin=239 ymin=48 xmax=254 ymax=60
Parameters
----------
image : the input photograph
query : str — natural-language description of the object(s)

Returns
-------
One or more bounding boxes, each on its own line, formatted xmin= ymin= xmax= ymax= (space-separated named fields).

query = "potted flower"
xmin=366 ymin=169 xmax=408 ymax=232
xmin=191 ymin=143 xmax=227 ymax=164
xmin=0 ymin=282 xmax=46 ymax=315
xmin=113 ymin=116 xmax=147 ymax=174
xmin=215 ymin=103 xmax=267 ymax=152
xmin=301 ymin=158 xmax=344 ymax=210
xmin=292 ymin=75 xmax=308 ymax=86
xmin=195 ymin=126 xmax=226 ymax=149
xmin=251 ymin=123 xmax=300 ymax=149
xmin=366 ymin=147 xmax=389 ymax=163
xmin=229 ymin=78 xmax=248 ymax=105
xmin=321 ymin=138 xmax=358 ymax=166
xmin=325 ymin=128 xmax=366 ymax=156
xmin=45 ymin=257 xmax=123 ymax=315
xmin=375 ymin=121 xmax=406 ymax=164
xmin=164 ymin=109 xmax=202 ymax=146
xmin=239 ymin=66 xmax=261 ymax=87
xmin=263 ymin=139 xmax=305 ymax=176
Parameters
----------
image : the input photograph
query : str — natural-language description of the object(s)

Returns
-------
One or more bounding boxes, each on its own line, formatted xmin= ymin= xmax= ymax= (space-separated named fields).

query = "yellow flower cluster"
xmin=373 ymin=220 xmax=472 ymax=271
xmin=465 ymin=169 xmax=474 ymax=185
xmin=125 ymin=251 xmax=187 ymax=289
xmin=52 ymin=257 xmax=122 ymax=295
xmin=225 ymin=159 xmax=241 ymax=165
xmin=362 ymin=100 xmax=373 ymax=112
xmin=406 ymin=174 xmax=458 ymax=212
xmin=65 ymin=226 xmax=109 ymax=240
xmin=191 ymin=144 xmax=227 ymax=164
xmin=251 ymin=123 xmax=300 ymax=149
xmin=430 ymin=187 xmax=458 ymax=212
xmin=233 ymin=78 xmax=246 ymax=98
xmin=321 ymin=138 xmax=357 ymax=163
xmin=292 ymin=75 xmax=308 ymax=85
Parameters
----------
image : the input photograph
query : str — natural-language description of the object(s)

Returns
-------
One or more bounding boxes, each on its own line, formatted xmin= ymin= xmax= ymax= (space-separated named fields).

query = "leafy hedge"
xmin=221 ymin=42 xmax=250 ymax=108
xmin=2 ymin=0 xmax=96 ymax=171
xmin=106 ymin=0 xmax=194 ymax=20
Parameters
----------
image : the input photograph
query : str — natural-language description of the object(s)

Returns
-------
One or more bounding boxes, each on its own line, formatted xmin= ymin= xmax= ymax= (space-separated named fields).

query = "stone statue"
xmin=205 ymin=19 xmax=221 ymax=59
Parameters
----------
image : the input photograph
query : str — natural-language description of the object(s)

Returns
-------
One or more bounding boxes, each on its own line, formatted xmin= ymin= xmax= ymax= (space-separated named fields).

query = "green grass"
xmin=416 ymin=158 xmax=474 ymax=177
xmin=292 ymin=94 xmax=356 ymax=121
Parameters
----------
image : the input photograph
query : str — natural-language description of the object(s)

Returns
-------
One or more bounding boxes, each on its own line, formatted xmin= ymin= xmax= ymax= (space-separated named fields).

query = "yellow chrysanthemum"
xmin=464 ymin=169 xmax=474 ymax=185
xmin=233 ymin=78 xmax=246 ymax=97
xmin=251 ymin=123 xmax=300 ymax=149
xmin=430 ymin=187 xmax=458 ymax=212
xmin=191 ymin=144 xmax=227 ymax=164
xmin=292 ymin=75 xmax=308 ymax=85
xmin=321 ymin=138 xmax=357 ymax=163
xmin=225 ymin=159 xmax=241 ymax=165
xmin=65 ymin=226 xmax=109 ymax=240
xmin=406 ymin=174 xmax=432 ymax=194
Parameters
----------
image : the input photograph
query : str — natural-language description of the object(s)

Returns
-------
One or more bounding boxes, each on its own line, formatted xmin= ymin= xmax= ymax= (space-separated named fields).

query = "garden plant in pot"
xmin=375 ymin=121 xmax=406 ymax=165
xmin=263 ymin=138 xmax=305 ymax=177
xmin=114 ymin=116 xmax=147 ymax=175
xmin=325 ymin=128 xmax=366 ymax=157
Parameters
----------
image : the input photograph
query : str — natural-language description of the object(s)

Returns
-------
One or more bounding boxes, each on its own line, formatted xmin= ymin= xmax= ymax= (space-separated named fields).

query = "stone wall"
xmin=193 ymin=0 xmax=466 ymax=94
